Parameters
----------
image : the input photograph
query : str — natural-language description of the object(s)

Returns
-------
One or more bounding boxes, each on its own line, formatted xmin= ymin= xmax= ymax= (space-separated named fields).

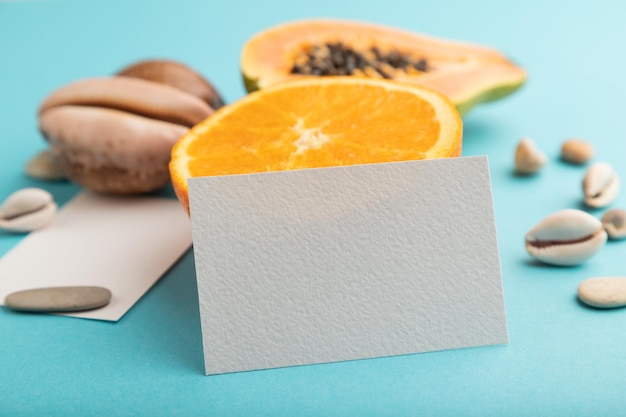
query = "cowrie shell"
xmin=601 ymin=208 xmax=626 ymax=240
xmin=525 ymin=208 xmax=607 ymax=266
xmin=583 ymin=162 xmax=620 ymax=208
xmin=515 ymin=137 xmax=547 ymax=175
xmin=0 ymin=188 xmax=57 ymax=233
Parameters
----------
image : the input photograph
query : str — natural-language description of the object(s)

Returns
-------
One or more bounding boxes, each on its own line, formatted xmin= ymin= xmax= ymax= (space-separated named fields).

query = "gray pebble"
xmin=4 ymin=286 xmax=111 ymax=313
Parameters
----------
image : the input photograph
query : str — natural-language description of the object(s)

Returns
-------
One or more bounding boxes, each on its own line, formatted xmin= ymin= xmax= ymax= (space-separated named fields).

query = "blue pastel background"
xmin=1 ymin=0 xmax=625 ymax=415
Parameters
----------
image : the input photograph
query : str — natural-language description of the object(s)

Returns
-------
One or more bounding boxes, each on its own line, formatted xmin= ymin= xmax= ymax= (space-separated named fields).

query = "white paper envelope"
xmin=0 ymin=191 xmax=192 ymax=321
xmin=189 ymin=156 xmax=508 ymax=375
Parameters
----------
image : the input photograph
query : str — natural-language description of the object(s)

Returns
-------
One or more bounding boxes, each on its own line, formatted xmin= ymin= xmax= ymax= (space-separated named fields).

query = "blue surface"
xmin=1 ymin=0 xmax=626 ymax=415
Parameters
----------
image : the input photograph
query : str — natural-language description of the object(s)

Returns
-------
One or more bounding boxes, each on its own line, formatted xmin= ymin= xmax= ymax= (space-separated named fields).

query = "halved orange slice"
xmin=169 ymin=77 xmax=462 ymax=213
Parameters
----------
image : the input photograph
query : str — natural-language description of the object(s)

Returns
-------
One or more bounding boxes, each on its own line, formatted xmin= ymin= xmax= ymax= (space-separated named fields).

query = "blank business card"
xmin=189 ymin=156 xmax=508 ymax=375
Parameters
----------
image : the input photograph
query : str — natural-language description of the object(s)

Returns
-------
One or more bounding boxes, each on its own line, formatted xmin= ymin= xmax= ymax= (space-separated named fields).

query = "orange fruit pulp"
xmin=170 ymin=76 xmax=462 ymax=214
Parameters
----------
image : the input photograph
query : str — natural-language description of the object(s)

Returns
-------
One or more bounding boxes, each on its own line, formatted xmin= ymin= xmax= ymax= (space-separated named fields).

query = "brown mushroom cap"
xmin=117 ymin=59 xmax=225 ymax=110
xmin=37 ymin=76 xmax=214 ymax=194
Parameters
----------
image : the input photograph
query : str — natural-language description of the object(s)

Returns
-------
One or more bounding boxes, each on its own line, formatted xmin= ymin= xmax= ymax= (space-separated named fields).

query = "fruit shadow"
xmin=461 ymin=117 xmax=500 ymax=146
xmin=575 ymin=200 xmax=605 ymax=215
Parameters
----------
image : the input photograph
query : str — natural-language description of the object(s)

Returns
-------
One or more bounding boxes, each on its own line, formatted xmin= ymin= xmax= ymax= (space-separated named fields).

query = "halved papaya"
xmin=241 ymin=19 xmax=526 ymax=115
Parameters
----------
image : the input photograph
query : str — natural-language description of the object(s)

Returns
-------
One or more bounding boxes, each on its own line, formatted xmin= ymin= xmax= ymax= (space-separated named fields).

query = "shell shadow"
xmin=522 ymin=258 xmax=584 ymax=270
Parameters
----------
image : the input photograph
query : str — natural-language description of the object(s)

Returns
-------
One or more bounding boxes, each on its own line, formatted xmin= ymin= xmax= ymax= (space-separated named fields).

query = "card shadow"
xmin=124 ymin=248 xmax=206 ymax=374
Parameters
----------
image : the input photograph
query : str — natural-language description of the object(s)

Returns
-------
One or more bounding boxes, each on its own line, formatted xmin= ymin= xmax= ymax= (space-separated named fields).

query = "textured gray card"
xmin=189 ymin=156 xmax=507 ymax=375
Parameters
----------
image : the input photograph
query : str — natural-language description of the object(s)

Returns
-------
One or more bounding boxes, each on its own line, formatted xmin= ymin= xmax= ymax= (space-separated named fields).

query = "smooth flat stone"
xmin=4 ymin=286 xmax=111 ymax=313
xmin=578 ymin=277 xmax=626 ymax=309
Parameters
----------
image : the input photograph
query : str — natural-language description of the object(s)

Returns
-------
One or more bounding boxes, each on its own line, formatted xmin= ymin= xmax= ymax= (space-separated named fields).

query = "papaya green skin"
xmin=242 ymin=72 xmax=525 ymax=117
xmin=243 ymin=73 xmax=259 ymax=96
xmin=454 ymin=79 xmax=525 ymax=116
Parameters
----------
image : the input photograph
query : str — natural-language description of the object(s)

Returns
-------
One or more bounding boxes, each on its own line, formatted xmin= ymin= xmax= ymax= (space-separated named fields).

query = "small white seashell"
xmin=525 ymin=208 xmax=607 ymax=266
xmin=578 ymin=277 xmax=626 ymax=308
xmin=583 ymin=162 xmax=620 ymax=208
xmin=515 ymin=137 xmax=547 ymax=175
xmin=601 ymin=208 xmax=626 ymax=240
xmin=0 ymin=188 xmax=57 ymax=233
xmin=25 ymin=149 xmax=66 ymax=181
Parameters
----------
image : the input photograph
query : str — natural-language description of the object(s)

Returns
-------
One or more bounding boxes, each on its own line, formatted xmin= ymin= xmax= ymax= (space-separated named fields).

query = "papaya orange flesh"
xmin=241 ymin=19 xmax=527 ymax=115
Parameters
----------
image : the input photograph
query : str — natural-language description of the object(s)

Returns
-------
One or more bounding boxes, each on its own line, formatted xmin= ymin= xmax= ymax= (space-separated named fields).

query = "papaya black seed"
xmin=385 ymin=50 xmax=401 ymax=66
xmin=363 ymin=65 xmax=380 ymax=78
xmin=331 ymin=50 xmax=345 ymax=67
xmin=345 ymin=55 xmax=357 ymax=72
xmin=374 ymin=63 xmax=394 ymax=79
xmin=371 ymin=47 xmax=382 ymax=60
xmin=396 ymin=55 xmax=410 ymax=68
xmin=328 ymin=42 xmax=343 ymax=56
xmin=413 ymin=58 xmax=429 ymax=72
xmin=290 ymin=43 xmax=430 ymax=77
